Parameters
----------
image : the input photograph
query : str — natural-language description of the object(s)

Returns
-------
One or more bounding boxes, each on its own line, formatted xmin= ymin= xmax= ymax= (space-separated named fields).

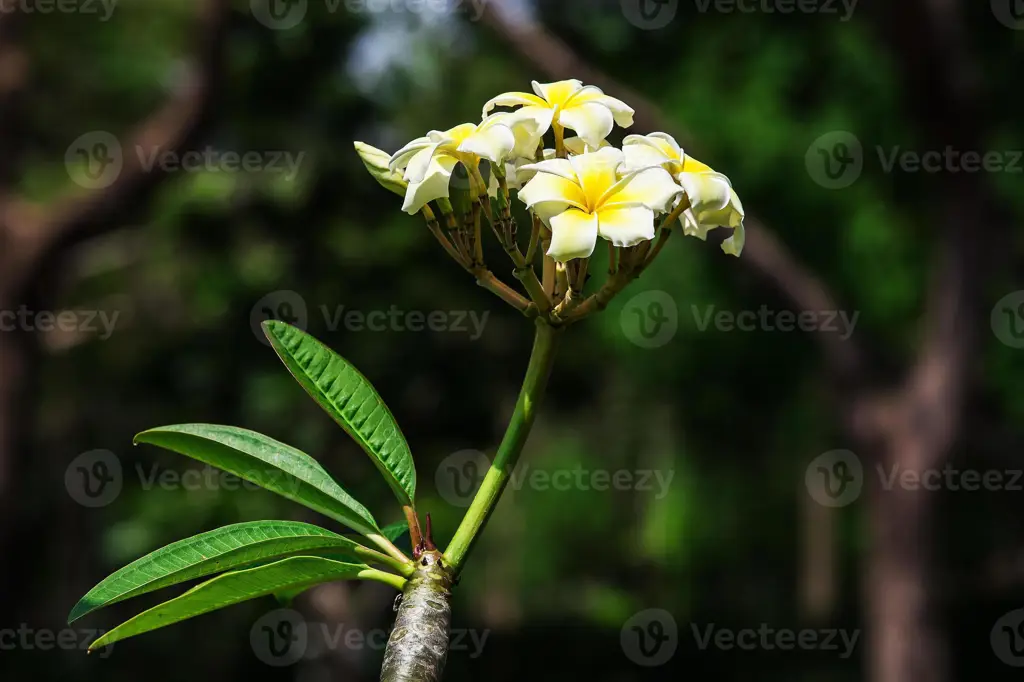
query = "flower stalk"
xmin=443 ymin=318 xmax=561 ymax=572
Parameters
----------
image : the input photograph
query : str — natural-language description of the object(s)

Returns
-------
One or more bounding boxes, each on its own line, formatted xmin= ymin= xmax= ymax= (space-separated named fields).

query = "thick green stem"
xmin=443 ymin=319 xmax=561 ymax=572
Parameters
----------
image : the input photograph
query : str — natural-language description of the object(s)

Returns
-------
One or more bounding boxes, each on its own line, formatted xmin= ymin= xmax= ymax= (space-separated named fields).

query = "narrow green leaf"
xmin=134 ymin=425 xmax=378 ymax=536
xmin=88 ymin=557 xmax=402 ymax=651
xmin=262 ymin=321 xmax=417 ymax=506
xmin=381 ymin=520 xmax=410 ymax=544
xmin=69 ymin=521 xmax=375 ymax=624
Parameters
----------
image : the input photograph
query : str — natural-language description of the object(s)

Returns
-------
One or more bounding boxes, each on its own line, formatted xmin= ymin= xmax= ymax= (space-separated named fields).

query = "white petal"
xmin=567 ymin=147 xmax=624 ymax=204
xmin=677 ymin=171 xmax=732 ymax=214
xmin=567 ymin=86 xmax=635 ymax=127
xmin=557 ymin=102 xmax=614 ymax=150
xmin=622 ymin=134 xmax=678 ymax=171
xmin=517 ymin=171 xmax=588 ymax=211
xmin=596 ymin=206 xmax=656 ymax=247
xmin=531 ymin=79 xmax=583 ymax=106
xmin=481 ymin=91 xmax=546 ymax=117
xmin=563 ymin=136 xmax=610 ymax=155
xmin=389 ymin=136 xmax=433 ymax=172
xmin=519 ymin=157 xmax=578 ymax=181
xmin=505 ymin=106 xmax=555 ymax=158
xmin=547 ymin=208 xmax=599 ymax=262
xmin=401 ymin=154 xmax=458 ymax=214
xmin=402 ymin=143 xmax=442 ymax=183
xmin=458 ymin=124 xmax=515 ymax=164
xmin=600 ymin=167 xmax=681 ymax=212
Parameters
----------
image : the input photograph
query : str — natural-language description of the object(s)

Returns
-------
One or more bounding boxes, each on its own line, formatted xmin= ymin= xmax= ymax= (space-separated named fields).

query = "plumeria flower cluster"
xmin=355 ymin=79 xmax=744 ymax=325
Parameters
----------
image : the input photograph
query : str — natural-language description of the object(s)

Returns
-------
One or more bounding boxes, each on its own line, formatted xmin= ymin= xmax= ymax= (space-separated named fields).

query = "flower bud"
xmin=354 ymin=141 xmax=407 ymax=197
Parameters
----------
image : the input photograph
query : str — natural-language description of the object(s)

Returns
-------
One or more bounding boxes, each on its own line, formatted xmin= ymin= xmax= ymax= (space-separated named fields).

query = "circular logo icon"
xmin=65 ymin=449 xmax=123 ymax=508
xmin=251 ymin=608 xmax=308 ymax=666
xmin=805 ymin=131 xmax=863 ymax=189
xmin=805 ymin=449 xmax=863 ymax=508
xmin=621 ymin=290 xmax=678 ymax=349
xmin=251 ymin=0 xmax=308 ymax=30
xmin=621 ymin=0 xmax=678 ymax=30
xmin=621 ymin=608 xmax=678 ymax=667
xmin=992 ymin=0 xmax=1024 ymax=30
xmin=251 ymin=290 xmax=309 ymax=345
xmin=991 ymin=291 xmax=1024 ymax=349
xmin=435 ymin=449 xmax=490 ymax=508
xmin=992 ymin=608 xmax=1024 ymax=666
xmin=65 ymin=131 xmax=123 ymax=190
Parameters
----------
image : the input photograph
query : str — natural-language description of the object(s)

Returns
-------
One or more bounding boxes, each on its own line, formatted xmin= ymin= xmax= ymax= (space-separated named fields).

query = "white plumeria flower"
xmin=389 ymin=114 xmax=533 ymax=214
xmin=623 ymin=132 xmax=745 ymax=256
xmin=517 ymin=147 xmax=681 ymax=262
xmin=487 ymin=137 xmax=612 ymax=198
xmin=482 ymin=79 xmax=634 ymax=151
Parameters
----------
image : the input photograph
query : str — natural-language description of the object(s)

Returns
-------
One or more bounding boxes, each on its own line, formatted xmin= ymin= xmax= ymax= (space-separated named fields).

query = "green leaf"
xmin=69 ymin=521 xmax=375 ymax=624
xmin=381 ymin=520 xmax=410 ymax=544
xmin=262 ymin=320 xmax=417 ymax=506
xmin=134 ymin=424 xmax=378 ymax=536
xmin=88 ymin=556 xmax=398 ymax=651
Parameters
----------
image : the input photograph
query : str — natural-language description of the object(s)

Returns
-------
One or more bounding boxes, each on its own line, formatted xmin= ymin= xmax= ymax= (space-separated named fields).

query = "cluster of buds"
xmin=355 ymin=79 xmax=745 ymax=325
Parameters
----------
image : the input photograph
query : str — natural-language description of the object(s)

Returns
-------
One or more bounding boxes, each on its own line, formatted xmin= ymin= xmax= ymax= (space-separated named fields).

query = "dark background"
xmin=1 ymin=0 xmax=1023 ymax=680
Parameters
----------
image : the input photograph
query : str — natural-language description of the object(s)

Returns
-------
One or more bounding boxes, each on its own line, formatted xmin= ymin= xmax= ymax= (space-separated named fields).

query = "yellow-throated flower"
xmin=517 ymin=147 xmax=680 ymax=262
xmin=623 ymin=132 xmax=745 ymax=256
xmin=482 ymin=79 xmax=634 ymax=151
xmin=389 ymin=113 xmax=538 ymax=214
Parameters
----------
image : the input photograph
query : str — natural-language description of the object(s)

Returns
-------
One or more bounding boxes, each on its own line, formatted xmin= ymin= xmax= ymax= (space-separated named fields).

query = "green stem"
xmin=357 ymin=567 xmax=408 ymax=591
xmin=443 ymin=319 xmax=561 ymax=572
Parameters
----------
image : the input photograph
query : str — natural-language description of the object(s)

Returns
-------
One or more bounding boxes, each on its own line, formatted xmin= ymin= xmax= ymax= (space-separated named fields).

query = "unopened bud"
xmin=354 ymin=141 xmax=407 ymax=197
